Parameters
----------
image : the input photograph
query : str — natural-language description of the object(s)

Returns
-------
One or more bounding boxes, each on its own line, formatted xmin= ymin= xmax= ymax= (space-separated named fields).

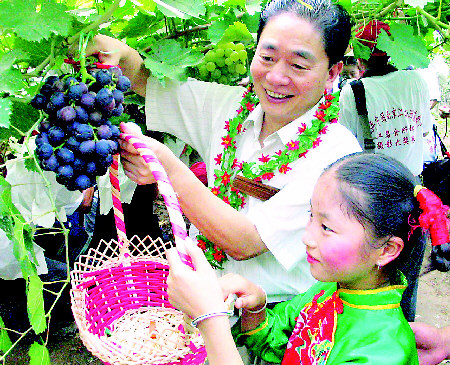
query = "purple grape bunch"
xmin=31 ymin=66 xmax=127 ymax=191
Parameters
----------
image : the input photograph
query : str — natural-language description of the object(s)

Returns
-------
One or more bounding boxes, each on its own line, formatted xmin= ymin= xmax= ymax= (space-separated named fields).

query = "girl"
xmin=167 ymin=153 xmax=450 ymax=365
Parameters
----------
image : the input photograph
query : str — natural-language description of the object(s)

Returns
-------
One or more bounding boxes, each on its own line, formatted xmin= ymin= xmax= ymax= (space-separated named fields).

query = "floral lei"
xmin=197 ymin=86 xmax=340 ymax=269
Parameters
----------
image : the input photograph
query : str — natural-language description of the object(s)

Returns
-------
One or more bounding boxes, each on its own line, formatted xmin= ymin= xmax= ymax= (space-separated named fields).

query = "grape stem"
xmin=78 ymin=32 xmax=97 ymax=84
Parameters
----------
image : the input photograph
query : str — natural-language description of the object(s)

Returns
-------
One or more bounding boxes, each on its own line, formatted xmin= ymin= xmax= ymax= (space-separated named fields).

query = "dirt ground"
xmin=3 ymin=117 xmax=450 ymax=364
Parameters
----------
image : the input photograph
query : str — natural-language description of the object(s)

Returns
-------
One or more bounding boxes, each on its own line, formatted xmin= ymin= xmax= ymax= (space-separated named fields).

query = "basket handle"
xmin=116 ymin=134 xmax=193 ymax=267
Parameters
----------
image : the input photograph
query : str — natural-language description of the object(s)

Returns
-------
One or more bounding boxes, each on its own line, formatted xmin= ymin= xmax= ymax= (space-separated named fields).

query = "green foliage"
xmin=27 ymin=275 xmax=46 ymax=335
xmin=143 ymin=39 xmax=203 ymax=84
xmin=0 ymin=0 xmax=72 ymax=42
xmin=0 ymin=316 xmax=12 ymax=354
xmin=377 ymin=23 xmax=430 ymax=69
xmin=29 ymin=342 xmax=51 ymax=365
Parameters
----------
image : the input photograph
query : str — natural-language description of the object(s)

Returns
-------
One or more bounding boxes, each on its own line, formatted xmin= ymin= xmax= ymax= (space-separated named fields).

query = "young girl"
xmin=166 ymin=153 xmax=450 ymax=365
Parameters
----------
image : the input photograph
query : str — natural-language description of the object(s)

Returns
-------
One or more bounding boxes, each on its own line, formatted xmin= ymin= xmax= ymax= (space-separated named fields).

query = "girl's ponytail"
xmin=414 ymin=185 xmax=450 ymax=271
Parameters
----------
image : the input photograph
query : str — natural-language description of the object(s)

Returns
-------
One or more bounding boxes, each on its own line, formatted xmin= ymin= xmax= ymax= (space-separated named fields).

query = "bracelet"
xmin=191 ymin=309 xmax=234 ymax=328
xmin=244 ymin=288 xmax=267 ymax=314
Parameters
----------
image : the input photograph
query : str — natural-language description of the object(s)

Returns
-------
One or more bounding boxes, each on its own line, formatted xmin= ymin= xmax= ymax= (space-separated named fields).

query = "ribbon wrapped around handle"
xmin=113 ymin=134 xmax=193 ymax=267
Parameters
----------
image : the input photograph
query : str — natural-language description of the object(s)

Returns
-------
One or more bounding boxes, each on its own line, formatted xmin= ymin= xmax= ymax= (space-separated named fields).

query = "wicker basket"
xmin=70 ymin=137 xmax=206 ymax=365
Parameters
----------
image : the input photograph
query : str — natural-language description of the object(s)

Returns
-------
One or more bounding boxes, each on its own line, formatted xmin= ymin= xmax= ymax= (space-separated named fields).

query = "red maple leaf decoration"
xmin=213 ymin=249 xmax=226 ymax=261
xmin=221 ymin=171 xmax=232 ymax=185
xmin=221 ymin=135 xmax=233 ymax=148
xmin=298 ymin=123 xmax=307 ymax=134
xmin=279 ymin=164 xmax=292 ymax=174
xmin=313 ymin=137 xmax=322 ymax=148
xmin=319 ymin=126 xmax=328 ymax=135
xmin=288 ymin=140 xmax=300 ymax=150
xmin=260 ymin=172 xmax=275 ymax=181
xmin=314 ymin=110 xmax=325 ymax=122
xmin=214 ymin=153 xmax=223 ymax=165
xmin=197 ymin=239 xmax=207 ymax=250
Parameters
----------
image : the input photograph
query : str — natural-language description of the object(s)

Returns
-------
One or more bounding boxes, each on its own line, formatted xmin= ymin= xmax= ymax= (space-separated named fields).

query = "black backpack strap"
xmin=350 ymin=80 xmax=375 ymax=152
xmin=433 ymin=124 xmax=449 ymax=158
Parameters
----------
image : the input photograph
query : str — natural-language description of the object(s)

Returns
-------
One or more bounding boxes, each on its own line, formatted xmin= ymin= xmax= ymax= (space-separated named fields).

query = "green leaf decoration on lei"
xmin=197 ymin=86 xmax=340 ymax=269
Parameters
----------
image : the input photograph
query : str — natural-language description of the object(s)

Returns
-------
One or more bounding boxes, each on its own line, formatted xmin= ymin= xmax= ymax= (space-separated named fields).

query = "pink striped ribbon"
xmin=119 ymin=134 xmax=193 ymax=267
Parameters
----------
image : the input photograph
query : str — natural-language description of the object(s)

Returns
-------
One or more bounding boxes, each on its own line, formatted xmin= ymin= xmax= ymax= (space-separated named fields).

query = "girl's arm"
xmin=85 ymin=35 xmax=149 ymax=97
xmin=166 ymin=242 xmax=267 ymax=364
xmin=119 ymin=122 xmax=267 ymax=260
xmin=196 ymin=317 xmax=244 ymax=365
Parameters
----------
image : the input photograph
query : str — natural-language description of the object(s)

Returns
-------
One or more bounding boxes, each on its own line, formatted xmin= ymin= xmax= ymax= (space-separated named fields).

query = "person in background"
xmin=167 ymin=153 xmax=449 ymax=365
xmin=338 ymin=20 xmax=433 ymax=322
xmin=410 ymin=322 xmax=450 ymax=365
xmin=417 ymin=65 xmax=441 ymax=164
xmin=337 ymin=55 xmax=363 ymax=89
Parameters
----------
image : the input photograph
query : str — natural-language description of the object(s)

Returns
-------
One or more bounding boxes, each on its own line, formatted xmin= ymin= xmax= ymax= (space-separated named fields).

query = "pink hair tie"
xmin=414 ymin=185 xmax=450 ymax=246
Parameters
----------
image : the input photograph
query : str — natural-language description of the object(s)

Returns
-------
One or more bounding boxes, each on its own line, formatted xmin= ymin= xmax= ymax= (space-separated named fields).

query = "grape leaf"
xmin=0 ymin=49 xmax=30 ymax=73
xmin=9 ymin=101 xmax=40 ymax=136
xmin=0 ymin=0 xmax=72 ymax=42
xmin=119 ymin=12 xmax=157 ymax=38
xmin=240 ymin=12 xmax=260 ymax=33
xmin=0 ymin=68 xmax=26 ymax=94
xmin=0 ymin=316 xmax=12 ymax=353
xmin=352 ymin=38 xmax=372 ymax=60
xmin=14 ymin=38 xmax=54 ymax=68
xmin=29 ymin=342 xmax=51 ymax=365
xmin=208 ymin=19 xmax=235 ymax=45
xmin=376 ymin=23 xmax=429 ymax=69
xmin=144 ymin=39 xmax=203 ymax=84
xmin=0 ymin=98 xmax=13 ymax=129
xmin=218 ymin=22 xmax=254 ymax=45
xmin=0 ymin=176 xmax=38 ymax=283
xmin=27 ymin=274 xmax=46 ymax=334
xmin=154 ymin=0 xmax=205 ymax=19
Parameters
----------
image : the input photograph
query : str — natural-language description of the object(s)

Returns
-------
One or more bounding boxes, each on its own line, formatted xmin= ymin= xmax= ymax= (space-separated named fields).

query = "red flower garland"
xmin=197 ymin=87 xmax=340 ymax=269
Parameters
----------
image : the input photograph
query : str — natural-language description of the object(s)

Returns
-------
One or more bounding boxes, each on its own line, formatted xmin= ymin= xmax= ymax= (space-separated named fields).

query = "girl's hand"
xmin=166 ymin=240 xmax=228 ymax=319
xmin=219 ymin=273 xmax=266 ymax=313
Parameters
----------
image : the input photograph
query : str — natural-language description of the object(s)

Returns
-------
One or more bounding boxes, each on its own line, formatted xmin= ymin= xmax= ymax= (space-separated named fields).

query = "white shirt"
xmin=417 ymin=67 xmax=441 ymax=163
xmin=146 ymin=78 xmax=362 ymax=301
xmin=339 ymin=70 xmax=432 ymax=176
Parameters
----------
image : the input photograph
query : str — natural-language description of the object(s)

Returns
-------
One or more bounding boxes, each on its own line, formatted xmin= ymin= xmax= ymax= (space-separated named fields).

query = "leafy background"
xmin=0 ymin=0 xmax=449 ymax=363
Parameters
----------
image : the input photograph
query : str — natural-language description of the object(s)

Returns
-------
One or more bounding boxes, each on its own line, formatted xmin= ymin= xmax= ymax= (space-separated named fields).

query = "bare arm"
xmin=166 ymin=243 xmax=264 ymax=365
xmin=409 ymin=322 xmax=450 ymax=365
xmin=85 ymin=35 xmax=149 ymax=97
xmin=119 ymin=122 xmax=267 ymax=260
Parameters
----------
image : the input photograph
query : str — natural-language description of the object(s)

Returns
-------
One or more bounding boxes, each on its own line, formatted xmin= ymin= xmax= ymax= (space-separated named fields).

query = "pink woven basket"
xmin=70 ymin=136 xmax=206 ymax=365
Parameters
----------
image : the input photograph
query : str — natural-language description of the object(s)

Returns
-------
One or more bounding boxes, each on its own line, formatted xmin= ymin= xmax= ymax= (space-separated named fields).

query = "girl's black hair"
xmin=257 ymin=0 xmax=352 ymax=66
xmin=325 ymin=153 xmax=419 ymax=269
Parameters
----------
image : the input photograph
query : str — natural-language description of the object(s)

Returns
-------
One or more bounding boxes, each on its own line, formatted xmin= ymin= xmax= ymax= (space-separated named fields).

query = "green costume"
xmin=232 ymin=271 xmax=418 ymax=364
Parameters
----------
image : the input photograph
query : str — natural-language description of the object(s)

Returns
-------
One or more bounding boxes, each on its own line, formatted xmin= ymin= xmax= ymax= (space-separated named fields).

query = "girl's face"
xmin=303 ymin=172 xmax=382 ymax=290
xmin=250 ymin=13 xmax=341 ymax=126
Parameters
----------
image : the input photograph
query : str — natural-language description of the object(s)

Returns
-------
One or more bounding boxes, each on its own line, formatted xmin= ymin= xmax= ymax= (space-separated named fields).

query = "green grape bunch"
xmin=197 ymin=42 xmax=248 ymax=85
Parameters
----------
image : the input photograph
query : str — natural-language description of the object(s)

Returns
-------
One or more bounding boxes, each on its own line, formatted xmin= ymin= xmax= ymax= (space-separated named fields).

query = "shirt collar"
xmin=337 ymin=270 xmax=407 ymax=310
xmin=242 ymin=97 xmax=325 ymax=145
